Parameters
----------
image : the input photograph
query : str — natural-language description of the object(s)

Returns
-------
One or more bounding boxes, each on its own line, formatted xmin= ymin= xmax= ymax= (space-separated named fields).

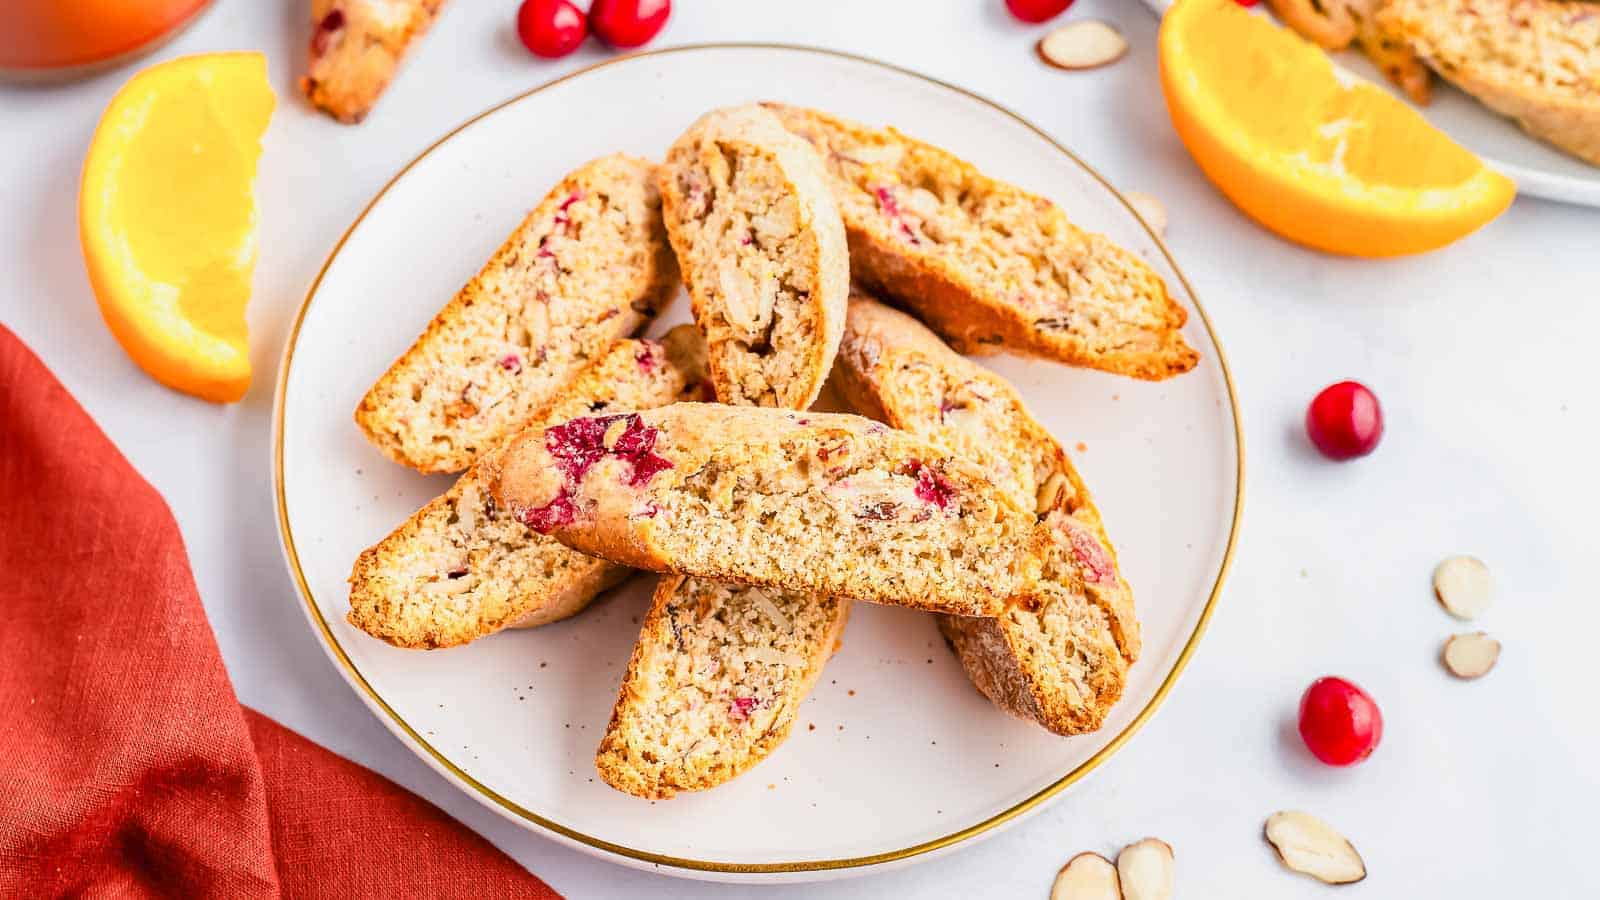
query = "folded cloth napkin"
xmin=0 ymin=325 xmax=560 ymax=899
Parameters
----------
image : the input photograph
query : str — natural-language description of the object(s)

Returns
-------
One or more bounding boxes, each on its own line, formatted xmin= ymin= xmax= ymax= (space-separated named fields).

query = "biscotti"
xmin=596 ymin=576 xmax=848 ymax=799
xmin=657 ymin=105 xmax=850 ymax=409
xmin=1266 ymin=0 xmax=1432 ymax=103
xmin=763 ymin=103 xmax=1199 ymax=381
xmin=1381 ymin=0 xmax=1600 ymax=165
xmin=301 ymin=0 xmax=448 ymax=124
xmin=355 ymin=154 xmax=680 ymax=473
xmin=486 ymin=404 xmax=1037 ymax=617
xmin=347 ymin=326 xmax=711 ymax=649
xmin=834 ymin=295 xmax=1133 ymax=733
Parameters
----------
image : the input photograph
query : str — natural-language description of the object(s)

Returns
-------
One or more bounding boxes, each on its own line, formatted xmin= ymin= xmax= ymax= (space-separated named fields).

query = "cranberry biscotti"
xmin=301 ymin=0 xmax=448 ymax=123
xmin=657 ymin=105 xmax=850 ymax=409
xmin=595 ymin=576 xmax=848 ymax=798
xmin=1266 ymin=0 xmax=1432 ymax=103
xmin=834 ymin=295 xmax=1135 ymax=734
xmin=1381 ymin=0 xmax=1600 ymax=166
xmin=486 ymin=404 xmax=1037 ymax=617
xmin=355 ymin=154 xmax=680 ymax=473
xmin=763 ymin=104 xmax=1198 ymax=381
xmin=347 ymin=326 xmax=711 ymax=649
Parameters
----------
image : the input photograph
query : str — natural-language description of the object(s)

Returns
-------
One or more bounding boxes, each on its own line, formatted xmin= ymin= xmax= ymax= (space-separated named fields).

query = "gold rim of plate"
xmin=271 ymin=42 xmax=1247 ymax=876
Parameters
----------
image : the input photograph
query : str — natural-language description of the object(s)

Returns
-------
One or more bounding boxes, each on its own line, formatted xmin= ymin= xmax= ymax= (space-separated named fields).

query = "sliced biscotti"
xmin=834 ymin=296 xmax=1132 ymax=733
xmin=347 ymin=326 xmax=711 ymax=649
xmin=301 ymin=0 xmax=448 ymax=124
xmin=1381 ymin=0 xmax=1600 ymax=165
xmin=355 ymin=154 xmax=680 ymax=473
xmin=485 ymin=404 xmax=1037 ymax=617
xmin=763 ymin=103 xmax=1198 ymax=381
xmin=596 ymin=576 xmax=848 ymax=799
xmin=657 ymin=105 xmax=850 ymax=409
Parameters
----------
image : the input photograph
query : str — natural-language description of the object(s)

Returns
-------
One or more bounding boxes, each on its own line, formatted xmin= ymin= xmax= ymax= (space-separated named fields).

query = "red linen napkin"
xmin=0 ymin=325 xmax=560 ymax=899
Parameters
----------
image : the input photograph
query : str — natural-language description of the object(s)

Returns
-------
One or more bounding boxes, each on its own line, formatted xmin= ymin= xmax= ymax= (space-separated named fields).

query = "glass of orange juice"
xmin=0 ymin=0 xmax=212 ymax=81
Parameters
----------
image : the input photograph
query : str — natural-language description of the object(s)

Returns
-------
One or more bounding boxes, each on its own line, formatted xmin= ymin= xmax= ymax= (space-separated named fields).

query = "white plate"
xmin=273 ymin=44 xmax=1242 ymax=883
xmin=1138 ymin=0 xmax=1600 ymax=208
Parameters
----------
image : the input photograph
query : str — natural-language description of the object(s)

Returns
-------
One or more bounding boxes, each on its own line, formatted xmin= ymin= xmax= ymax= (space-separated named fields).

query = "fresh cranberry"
xmin=1306 ymin=381 xmax=1383 ymax=460
xmin=519 ymin=491 xmax=578 ymax=533
xmin=517 ymin=0 xmax=588 ymax=59
xmin=589 ymin=0 xmax=670 ymax=49
xmin=730 ymin=696 xmax=757 ymax=720
xmin=1298 ymin=677 xmax=1383 ymax=766
xmin=872 ymin=185 xmax=921 ymax=245
xmin=498 ymin=354 xmax=522 ymax=373
xmin=1005 ymin=0 xmax=1075 ymax=23
xmin=904 ymin=461 xmax=955 ymax=509
xmin=635 ymin=341 xmax=659 ymax=374
xmin=1234 ymin=0 xmax=1260 ymax=6
xmin=543 ymin=414 xmax=672 ymax=487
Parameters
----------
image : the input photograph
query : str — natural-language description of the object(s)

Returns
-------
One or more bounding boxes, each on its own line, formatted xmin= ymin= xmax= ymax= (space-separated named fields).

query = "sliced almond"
xmin=1122 ymin=190 xmax=1167 ymax=237
xmin=1442 ymin=632 xmax=1500 ymax=679
xmin=1050 ymin=852 xmax=1119 ymax=900
xmin=1264 ymin=810 xmax=1366 ymax=885
xmin=1433 ymin=555 xmax=1493 ymax=619
xmin=1037 ymin=22 xmax=1129 ymax=71
xmin=1115 ymin=838 xmax=1174 ymax=900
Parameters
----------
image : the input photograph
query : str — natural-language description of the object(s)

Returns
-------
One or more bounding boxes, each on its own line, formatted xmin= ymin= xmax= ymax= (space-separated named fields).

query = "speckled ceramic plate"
xmin=1139 ymin=0 xmax=1600 ymax=208
xmin=273 ymin=44 xmax=1242 ymax=883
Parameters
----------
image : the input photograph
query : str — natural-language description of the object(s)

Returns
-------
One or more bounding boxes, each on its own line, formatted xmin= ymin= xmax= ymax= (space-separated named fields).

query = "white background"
xmin=3 ymin=1 xmax=1596 ymax=896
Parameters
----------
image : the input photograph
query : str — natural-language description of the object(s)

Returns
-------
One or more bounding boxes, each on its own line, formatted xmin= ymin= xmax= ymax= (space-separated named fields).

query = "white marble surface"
xmin=2 ymin=1 xmax=1595 ymax=896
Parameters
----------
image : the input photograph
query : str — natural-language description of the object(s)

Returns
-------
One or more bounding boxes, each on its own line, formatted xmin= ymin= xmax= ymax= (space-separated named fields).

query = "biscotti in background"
xmin=347 ymin=326 xmax=711 ymax=650
xmin=1380 ymin=0 xmax=1600 ymax=166
xmin=657 ymin=104 xmax=850 ymax=409
xmin=764 ymin=103 xmax=1199 ymax=381
xmin=834 ymin=295 xmax=1134 ymax=734
xmin=486 ymin=404 xmax=1037 ymax=617
xmin=301 ymin=0 xmax=449 ymax=123
xmin=1266 ymin=0 xmax=1432 ymax=103
xmin=596 ymin=576 xmax=848 ymax=799
xmin=355 ymin=153 xmax=680 ymax=473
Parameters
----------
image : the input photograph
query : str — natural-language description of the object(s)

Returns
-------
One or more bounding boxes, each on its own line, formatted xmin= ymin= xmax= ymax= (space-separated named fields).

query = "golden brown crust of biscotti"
xmin=657 ymin=105 xmax=850 ymax=410
xmin=834 ymin=295 xmax=1132 ymax=734
xmin=1381 ymin=0 xmax=1600 ymax=165
xmin=484 ymin=404 xmax=1037 ymax=617
xmin=763 ymin=103 xmax=1199 ymax=381
xmin=1267 ymin=0 xmax=1433 ymax=103
xmin=354 ymin=154 xmax=680 ymax=474
xmin=300 ymin=0 xmax=447 ymax=124
xmin=346 ymin=327 xmax=711 ymax=649
xmin=595 ymin=576 xmax=849 ymax=799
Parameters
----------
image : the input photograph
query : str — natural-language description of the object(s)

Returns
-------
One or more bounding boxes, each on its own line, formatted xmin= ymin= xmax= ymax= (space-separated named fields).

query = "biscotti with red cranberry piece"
xmin=347 ymin=326 xmax=711 ymax=650
xmin=595 ymin=575 xmax=848 ymax=798
xmin=485 ymin=404 xmax=1037 ymax=617
xmin=355 ymin=154 xmax=680 ymax=474
xmin=834 ymin=295 xmax=1132 ymax=734
xmin=300 ymin=0 xmax=448 ymax=124
xmin=658 ymin=105 xmax=849 ymax=410
xmin=765 ymin=103 xmax=1198 ymax=381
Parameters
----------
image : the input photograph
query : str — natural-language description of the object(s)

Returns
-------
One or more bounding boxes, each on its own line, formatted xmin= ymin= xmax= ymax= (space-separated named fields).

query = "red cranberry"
xmin=730 ymin=696 xmax=757 ymax=720
xmin=1005 ymin=0 xmax=1075 ymax=23
xmin=1234 ymin=0 xmax=1260 ymax=5
xmin=589 ymin=0 xmax=670 ymax=49
xmin=543 ymin=414 xmax=672 ymax=487
xmin=872 ymin=185 xmax=921 ymax=244
xmin=311 ymin=9 xmax=345 ymax=57
xmin=1298 ymin=677 xmax=1382 ymax=766
xmin=904 ymin=461 xmax=955 ymax=509
xmin=1306 ymin=381 xmax=1384 ymax=460
xmin=634 ymin=341 xmax=659 ymax=374
xmin=519 ymin=491 xmax=578 ymax=533
xmin=517 ymin=0 xmax=588 ymax=59
xmin=1059 ymin=518 xmax=1115 ymax=585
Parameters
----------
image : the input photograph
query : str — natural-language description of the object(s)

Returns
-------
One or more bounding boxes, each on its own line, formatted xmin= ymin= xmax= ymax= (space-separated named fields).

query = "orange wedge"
xmin=1159 ymin=0 xmax=1513 ymax=256
xmin=80 ymin=52 xmax=274 ymax=402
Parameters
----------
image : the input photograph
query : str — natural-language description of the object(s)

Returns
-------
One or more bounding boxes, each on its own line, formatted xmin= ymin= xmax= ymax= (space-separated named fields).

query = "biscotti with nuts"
xmin=355 ymin=154 xmax=680 ymax=473
xmin=595 ymin=575 xmax=848 ymax=798
xmin=1380 ymin=0 xmax=1600 ymax=165
xmin=485 ymin=404 xmax=1038 ymax=617
xmin=763 ymin=103 xmax=1198 ymax=381
xmin=347 ymin=326 xmax=711 ymax=650
xmin=1266 ymin=0 xmax=1432 ymax=103
xmin=834 ymin=295 xmax=1134 ymax=734
xmin=300 ymin=0 xmax=448 ymax=124
xmin=657 ymin=105 xmax=850 ymax=409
